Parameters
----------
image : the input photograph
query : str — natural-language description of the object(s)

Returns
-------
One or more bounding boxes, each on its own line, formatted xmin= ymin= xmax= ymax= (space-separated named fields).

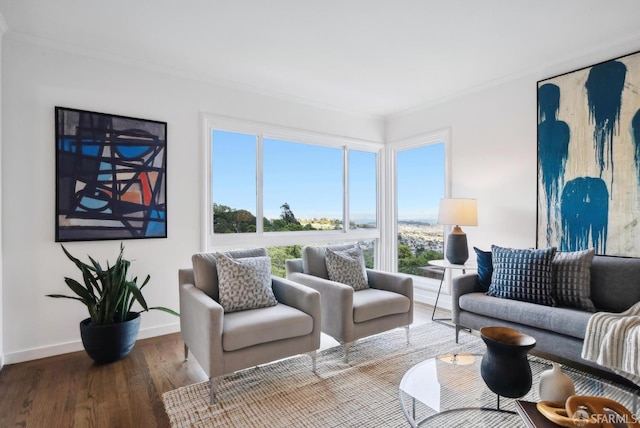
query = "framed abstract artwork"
xmin=537 ymin=50 xmax=640 ymax=257
xmin=56 ymin=107 xmax=167 ymax=242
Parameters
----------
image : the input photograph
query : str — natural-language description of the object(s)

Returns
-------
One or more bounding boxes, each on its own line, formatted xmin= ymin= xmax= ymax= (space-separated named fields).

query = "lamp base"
xmin=445 ymin=227 xmax=469 ymax=265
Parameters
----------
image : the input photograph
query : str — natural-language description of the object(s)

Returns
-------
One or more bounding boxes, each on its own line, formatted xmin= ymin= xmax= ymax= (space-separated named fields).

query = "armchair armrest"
xmin=285 ymin=258 xmax=304 ymax=276
xmin=287 ymin=271 xmax=354 ymax=302
xmin=451 ymin=273 xmax=483 ymax=325
xmin=287 ymin=271 xmax=354 ymax=340
xmin=271 ymin=276 xmax=321 ymax=319
xmin=366 ymin=269 xmax=413 ymax=299
xmin=178 ymin=271 xmax=224 ymax=377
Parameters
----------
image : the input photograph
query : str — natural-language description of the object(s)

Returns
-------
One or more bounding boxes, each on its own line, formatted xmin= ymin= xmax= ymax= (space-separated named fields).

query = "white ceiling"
xmin=1 ymin=1 xmax=640 ymax=117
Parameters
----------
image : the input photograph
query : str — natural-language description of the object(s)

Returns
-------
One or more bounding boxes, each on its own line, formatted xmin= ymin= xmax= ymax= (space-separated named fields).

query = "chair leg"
xmin=184 ymin=343 xmax=189 ymax=361
xmin=343 ymin=342 xmax=352 ymax=363
xmin=455 ymin=325 xmax=472 ymax=343
xmin=404 ymin=325 xmax=410 ymax=345
xmin=308 ymin=350 xmax=317 ymax=373
xmin=210 ymin=377 xmax=218 ymax=405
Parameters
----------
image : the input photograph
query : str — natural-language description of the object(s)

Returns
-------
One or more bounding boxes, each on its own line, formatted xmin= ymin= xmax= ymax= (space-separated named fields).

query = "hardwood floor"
xmin=0 ymin=302 xmax=445 ymax=427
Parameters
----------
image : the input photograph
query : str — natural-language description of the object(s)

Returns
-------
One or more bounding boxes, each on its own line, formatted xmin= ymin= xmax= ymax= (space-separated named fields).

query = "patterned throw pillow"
xmin=215 ymin=252 xmax=277 ymax=313
xmin=553 ymin=248 xmax=596 ymax=311
xmin=486 ymin=245 xmax=556 ymax=306
xmin=325 ymin=246 xmax=369 ymax=291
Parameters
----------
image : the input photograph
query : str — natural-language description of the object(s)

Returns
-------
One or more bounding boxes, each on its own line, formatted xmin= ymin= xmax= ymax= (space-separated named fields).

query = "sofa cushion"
xmin=473 ymin=247 xmax=493 ymax=292
xmin=486 ymin=245 xmax=556 ymax=306
xmin=215 ymin=252 xmax=277 ymax=313
xmin=302 ymin=244 xmax=354 ymax=279
xmin=553 ymin=249 xmax=596 ymax=311
xmin=222 ymin=303 xmax=313 ymax=351
xmin=352 ymin=288 xmax=411 ymax=323
xmin=459 ymin=292 xmax=591 ymax=339
xmin=326 ymin=246 xmax=369 ymax=291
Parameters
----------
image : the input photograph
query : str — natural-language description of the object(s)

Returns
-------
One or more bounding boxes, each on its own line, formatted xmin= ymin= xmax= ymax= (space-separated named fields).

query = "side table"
xmin=427 ymin=259 xmax=476 ymax=324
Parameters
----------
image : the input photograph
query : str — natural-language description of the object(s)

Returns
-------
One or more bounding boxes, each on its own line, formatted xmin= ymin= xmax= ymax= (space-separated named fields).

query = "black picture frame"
xmin=55 ymin=107 xmax=167 ymax=242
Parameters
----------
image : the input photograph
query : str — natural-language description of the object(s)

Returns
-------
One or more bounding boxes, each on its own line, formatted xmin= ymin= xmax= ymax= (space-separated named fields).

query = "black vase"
xmin=480 ymin=326 xmax=536 ymax=398
xmin=80 ymin=312 xmax=141 ymax=364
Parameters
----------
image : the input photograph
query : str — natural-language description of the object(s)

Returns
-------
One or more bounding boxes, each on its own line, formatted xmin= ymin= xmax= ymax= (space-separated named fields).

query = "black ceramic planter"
xmin=480 ymin=326 xmax=536 ymax=398
xmin=80 ymin=312 xmax=141 ymax=364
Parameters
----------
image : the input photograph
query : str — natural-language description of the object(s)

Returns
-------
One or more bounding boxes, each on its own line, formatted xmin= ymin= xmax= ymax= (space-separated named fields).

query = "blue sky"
xmin=397 ymin=144 xmax=445 ymax=221
xmin=212 ymin=130 xmax=444 ymax=222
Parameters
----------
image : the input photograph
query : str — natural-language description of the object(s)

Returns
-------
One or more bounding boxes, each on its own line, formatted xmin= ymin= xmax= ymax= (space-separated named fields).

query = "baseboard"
xmin=3 ymin=322 xmax=181 ymax=365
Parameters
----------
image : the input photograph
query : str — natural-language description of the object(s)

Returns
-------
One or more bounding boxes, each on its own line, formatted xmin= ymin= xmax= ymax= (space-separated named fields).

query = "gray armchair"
xmin=286 ymin=244 xmax=413 ymax=362
xmin=179 ymin=248 xmax=321 ymax=404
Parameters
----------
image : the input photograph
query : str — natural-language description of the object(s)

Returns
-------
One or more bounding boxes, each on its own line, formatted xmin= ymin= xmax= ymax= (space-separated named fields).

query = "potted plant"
xmin=47 ymin=243 xmax=179 ymax=363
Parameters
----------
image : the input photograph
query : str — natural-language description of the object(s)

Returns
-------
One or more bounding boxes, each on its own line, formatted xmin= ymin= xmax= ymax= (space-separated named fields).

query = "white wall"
xmin=387 ymin=77 xmax=537 ymax=253
xmin=1 ymin=35 xmax=384 ymax=363
xmin=386 ymin=41 xmax=640 ymax=257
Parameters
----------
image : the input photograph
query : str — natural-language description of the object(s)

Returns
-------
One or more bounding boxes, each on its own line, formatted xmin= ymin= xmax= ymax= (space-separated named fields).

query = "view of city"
xmin=398 ymin=221 xmax=444 ymax=255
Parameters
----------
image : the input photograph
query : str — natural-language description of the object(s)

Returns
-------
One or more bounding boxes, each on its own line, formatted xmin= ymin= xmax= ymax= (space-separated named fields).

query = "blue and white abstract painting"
xmin=537 ymin=50 xmax=640 ymax=257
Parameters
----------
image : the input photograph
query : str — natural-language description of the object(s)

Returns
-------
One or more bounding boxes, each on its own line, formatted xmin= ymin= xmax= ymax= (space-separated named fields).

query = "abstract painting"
xmin=56 ymin=107 xmax=167 ymax=241
xmin=537 ymin=50 xmax=640 ymax=257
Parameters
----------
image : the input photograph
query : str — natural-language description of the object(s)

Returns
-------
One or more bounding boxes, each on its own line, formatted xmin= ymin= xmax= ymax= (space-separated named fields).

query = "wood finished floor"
xmin=0 ymin=302 xmax=446 ymax=428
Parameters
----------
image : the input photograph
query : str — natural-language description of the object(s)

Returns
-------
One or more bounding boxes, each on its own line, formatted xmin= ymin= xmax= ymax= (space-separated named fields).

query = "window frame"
xmin=384 ymin=128 xmax=452 ymax=289
xmin=202 ymin=114 xmax=384 ymax=258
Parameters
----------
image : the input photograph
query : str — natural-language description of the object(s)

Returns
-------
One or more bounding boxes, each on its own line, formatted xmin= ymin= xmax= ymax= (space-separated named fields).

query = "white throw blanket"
xmin=581 ymin=301 xmax=640 ymax=385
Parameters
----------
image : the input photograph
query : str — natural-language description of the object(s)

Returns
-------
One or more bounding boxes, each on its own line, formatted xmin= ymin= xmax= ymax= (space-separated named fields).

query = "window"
xmin=205 ymin=115 xmax=382 ymax=268
xmin=212 ymin=130 xmax=257 ymax=233
xmin=263 ymin=138 xmax=343 ymax=231
xmin=393 ymin=133 xmax=448 ymax=278
xmin=349 ymin=150 xmax=377 ymax=230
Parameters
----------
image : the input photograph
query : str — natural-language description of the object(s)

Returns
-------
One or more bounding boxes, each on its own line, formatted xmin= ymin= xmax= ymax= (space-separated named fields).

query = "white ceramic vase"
xmin=538 ymin=363 xmax=575 ymax=403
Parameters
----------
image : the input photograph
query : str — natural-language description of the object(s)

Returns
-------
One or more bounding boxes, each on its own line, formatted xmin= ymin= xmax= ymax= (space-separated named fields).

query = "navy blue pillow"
xmin=486 ymin=245 xmax=557 ymax=306
xmin=473 ymin=247 xmax=493 ymax=291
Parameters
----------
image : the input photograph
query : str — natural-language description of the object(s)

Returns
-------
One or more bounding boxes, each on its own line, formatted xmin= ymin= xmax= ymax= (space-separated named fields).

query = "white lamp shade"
xmin=437 ymin=198 xmax=478 ymax=226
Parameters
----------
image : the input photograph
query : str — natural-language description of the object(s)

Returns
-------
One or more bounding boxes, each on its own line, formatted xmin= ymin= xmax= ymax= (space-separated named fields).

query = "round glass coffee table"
xmin=399 ymin=353 xmax=639 ymax=428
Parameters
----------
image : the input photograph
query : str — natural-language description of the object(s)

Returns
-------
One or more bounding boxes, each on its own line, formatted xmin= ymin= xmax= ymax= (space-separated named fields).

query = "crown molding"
xmin=4 ymin=30 xmax=384 ymax=123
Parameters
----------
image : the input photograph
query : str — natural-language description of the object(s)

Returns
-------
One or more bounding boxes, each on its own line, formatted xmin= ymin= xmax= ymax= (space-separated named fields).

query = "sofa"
xmin=452 ymin=247 xmax=640 ymax=384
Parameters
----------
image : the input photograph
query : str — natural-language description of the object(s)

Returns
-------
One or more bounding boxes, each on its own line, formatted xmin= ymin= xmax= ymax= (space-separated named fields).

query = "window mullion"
xmin=343 ymin=147 xmax=349 ymax=233
xmin=256 ymin=134 xmax=264 ymax=234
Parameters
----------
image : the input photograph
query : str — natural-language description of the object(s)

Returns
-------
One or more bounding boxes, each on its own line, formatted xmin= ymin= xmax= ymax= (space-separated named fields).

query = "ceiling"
xmin=1 ymin=1 xmax=640 ymax=117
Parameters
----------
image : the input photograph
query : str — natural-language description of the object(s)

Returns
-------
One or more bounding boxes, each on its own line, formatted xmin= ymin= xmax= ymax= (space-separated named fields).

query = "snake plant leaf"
xmin=63 ymin=277 xmax=97 ymax=303
xmin=138 ymin=274 xmax=151 ymax=290
xmin=148 ymin=306 xmax=180 ymax=317
xmin=45 ymin=294 xmax=86 ymax=303
xmin=126 ymin=280 xmax=148 ymax=311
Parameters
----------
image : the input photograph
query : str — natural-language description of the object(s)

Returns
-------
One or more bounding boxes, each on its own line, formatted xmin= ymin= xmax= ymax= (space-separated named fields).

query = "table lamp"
xmin=437 ymin=198 xmax=478 ymax=265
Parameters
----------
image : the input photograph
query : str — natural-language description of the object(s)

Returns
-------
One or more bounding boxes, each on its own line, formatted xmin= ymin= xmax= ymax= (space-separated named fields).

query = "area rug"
xmin=161 ymin=323 xmax=634 ymax=427
xmin=162 ymin=323 xmax=498 ymax=427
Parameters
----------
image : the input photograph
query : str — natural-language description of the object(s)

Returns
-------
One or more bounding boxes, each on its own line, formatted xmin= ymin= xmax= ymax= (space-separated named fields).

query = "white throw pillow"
xmin=215 ymin=252 xmax=277 ymax=313
xmin=325 ymin=246 xmax=369 ymax=291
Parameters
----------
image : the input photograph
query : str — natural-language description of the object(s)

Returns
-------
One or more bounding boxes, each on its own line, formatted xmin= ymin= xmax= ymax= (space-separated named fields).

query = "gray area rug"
xmin=162 ymin=323 xmax=634 ymax=427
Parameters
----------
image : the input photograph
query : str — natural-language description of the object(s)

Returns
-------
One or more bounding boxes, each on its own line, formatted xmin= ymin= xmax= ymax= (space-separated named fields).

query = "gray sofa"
xmin=452 ymin=254 xmax=640 ymax=382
